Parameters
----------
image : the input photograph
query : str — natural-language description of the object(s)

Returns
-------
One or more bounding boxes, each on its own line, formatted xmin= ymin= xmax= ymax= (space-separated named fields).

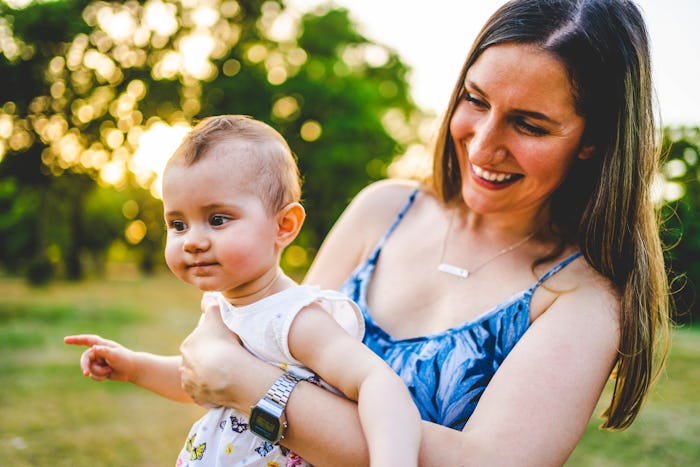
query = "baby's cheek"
xmin=164 ymin=242 xmax=183 ymax=275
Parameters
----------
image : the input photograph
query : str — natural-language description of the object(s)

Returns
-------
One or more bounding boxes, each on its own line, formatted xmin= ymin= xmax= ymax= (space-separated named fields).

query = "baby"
xmin=65 ymin=115 xmax=421 ymax=466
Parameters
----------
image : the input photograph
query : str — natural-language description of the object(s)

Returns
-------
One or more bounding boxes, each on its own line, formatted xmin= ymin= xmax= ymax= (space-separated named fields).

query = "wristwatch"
xmin=249 ymin=372 xmax=301 ymax=444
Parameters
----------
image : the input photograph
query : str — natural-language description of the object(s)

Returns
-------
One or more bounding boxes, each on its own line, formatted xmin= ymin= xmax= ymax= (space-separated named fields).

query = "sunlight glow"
xmin=3 ymin=0 xmax=32 ymax=7
xmin=300 ymin=120 xmax=322 ymax=142
xmin=100 ymin=159 xmax=126 ymax=186
xmin=125 ymin=219 xmax=147 ymax=244
xmin=272 ymin=96 xmax=299 ymax=120
xmin=180 ymin=33 xmax=216 ymax=79
xmin=663 ymin=181 xmax=685 ymax=202
xmin=388 ymin=144 xmax=432 ymax=180
xmin=144 ymin=0 xmax=178 ymax=36
xmin=266 ymin=9 xmax=296 ymax=42
xmin=130 ymin=122 xmax=192 ymax=198
xmin=684 ymin=147 xmax=698 ymax=166
xmin=96 ymin=7 xmax=137 ymax=44
xmin=0 ymin=16 xmax=24 ymax=61
xmin=663 ymin=159 xmax=687 ymax=179
xmin=153 ymin=51 xmax=181 ymax=79
xmin=192 ymin=6 xmax=220 ymax=28
xmin=246 ymin=44 xmax=268 ymax=63
xmin=0 ymin=114 xmax=13 ymax=139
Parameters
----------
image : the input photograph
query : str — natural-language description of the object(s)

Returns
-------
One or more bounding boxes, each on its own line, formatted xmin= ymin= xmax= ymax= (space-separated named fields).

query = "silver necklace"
xmin=437 ymin=211 xmax=534 ymax=279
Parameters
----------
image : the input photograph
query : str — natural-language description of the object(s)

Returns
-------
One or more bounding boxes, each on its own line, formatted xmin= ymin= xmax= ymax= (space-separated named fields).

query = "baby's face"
xmin=162 ymin=149 xmax=279 ymax=297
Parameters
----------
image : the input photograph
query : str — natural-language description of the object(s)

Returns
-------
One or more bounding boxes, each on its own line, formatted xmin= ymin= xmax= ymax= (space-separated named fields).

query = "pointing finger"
xmin=64 ymin=334 xmax=110 ymax=348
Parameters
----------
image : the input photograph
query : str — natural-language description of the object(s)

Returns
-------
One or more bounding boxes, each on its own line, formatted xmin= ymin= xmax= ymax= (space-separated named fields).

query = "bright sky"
xmin=289 ymin=0 xmax=700 ymax=126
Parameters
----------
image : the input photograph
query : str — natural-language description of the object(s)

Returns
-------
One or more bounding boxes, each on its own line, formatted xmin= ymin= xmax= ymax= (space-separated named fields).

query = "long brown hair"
xmin=431 ymin=0 xmax=670 ymax=430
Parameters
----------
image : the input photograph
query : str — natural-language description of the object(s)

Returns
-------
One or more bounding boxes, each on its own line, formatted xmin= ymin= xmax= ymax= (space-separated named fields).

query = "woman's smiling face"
xmin=450 ymin=43 xmax=593 ymax=217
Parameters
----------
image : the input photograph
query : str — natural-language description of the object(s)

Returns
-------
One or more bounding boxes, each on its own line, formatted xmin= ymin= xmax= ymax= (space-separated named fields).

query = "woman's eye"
xmin=515 ymin=118 xmax=548 ymax=136
xmin=464 ymin=92 xmax=486 ymax=108
xmin=210 ymin=215 xmax=229 ymax=226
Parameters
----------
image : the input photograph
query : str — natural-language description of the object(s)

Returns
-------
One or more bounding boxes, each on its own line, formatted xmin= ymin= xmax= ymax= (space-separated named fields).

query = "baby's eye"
xmin=209 ymin=215 xmax=230 ymax=227
xmin=170 ymin=220 xmax=187 ymax=232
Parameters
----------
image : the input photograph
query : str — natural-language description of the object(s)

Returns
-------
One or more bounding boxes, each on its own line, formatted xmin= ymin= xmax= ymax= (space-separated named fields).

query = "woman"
xmin=179 ymin=0 xmax=671 ymax=464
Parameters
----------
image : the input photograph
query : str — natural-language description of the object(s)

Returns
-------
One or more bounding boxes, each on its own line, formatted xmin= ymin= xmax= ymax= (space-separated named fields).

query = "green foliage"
xmin=198 ymin=5 xmax=418 ymax=250
xmin=25 ymin=254 xmax=54 ymax=285
xmin=659 ymin=127 xmax=700 ymax=323
xmin=0 ymin=0 xmax=422 ymax=282
xmin=0 ymin=177 xmax=39 ymax=269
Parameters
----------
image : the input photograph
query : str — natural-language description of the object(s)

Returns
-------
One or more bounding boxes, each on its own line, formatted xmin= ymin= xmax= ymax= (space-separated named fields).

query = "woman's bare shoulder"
xmin=544 ymin=254 xmax=620 ymax=327
xmin=304 ymin=179 xmax=427 ymax=288
xmin=340 ymin=179 xmax=426 ymax=228
xmin=351 ymin=178 xmax=422 ymax=210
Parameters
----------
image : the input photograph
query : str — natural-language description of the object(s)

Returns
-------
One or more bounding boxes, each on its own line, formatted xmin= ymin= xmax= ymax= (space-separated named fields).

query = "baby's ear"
xmin=276 ymin=202 xmax=305 ymax=248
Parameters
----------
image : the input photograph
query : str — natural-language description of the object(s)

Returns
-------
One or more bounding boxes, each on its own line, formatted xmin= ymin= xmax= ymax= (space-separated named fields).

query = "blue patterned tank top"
xmin=339 ymin=189 xmax=581 ymax=430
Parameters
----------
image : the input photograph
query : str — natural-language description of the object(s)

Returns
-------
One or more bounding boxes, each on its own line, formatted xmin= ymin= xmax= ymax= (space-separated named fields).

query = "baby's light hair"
xmin=167 ymin=115 xmax=301 ymax=213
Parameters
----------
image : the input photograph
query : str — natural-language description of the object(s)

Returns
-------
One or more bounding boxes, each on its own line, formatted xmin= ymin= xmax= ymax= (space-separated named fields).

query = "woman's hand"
xmin=179 ymin=297 xmax=273 ymax=410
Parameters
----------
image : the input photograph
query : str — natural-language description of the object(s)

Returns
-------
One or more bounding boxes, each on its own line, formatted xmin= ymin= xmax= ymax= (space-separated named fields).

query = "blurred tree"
xmin=0 ymin=0 xmax=423 ymax=282
xmin=197 ymin=4 xmax=420 ymax=253
xmin=659 ymin=127 xmax=700 ymax=324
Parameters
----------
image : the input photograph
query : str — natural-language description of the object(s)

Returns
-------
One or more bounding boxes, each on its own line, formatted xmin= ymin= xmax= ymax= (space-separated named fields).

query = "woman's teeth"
xmin=472 ymin=165 xmax=517 ymax=183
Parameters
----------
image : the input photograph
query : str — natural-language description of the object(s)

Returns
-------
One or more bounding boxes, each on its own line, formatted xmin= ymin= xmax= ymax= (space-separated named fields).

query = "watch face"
xmin=250 ymin=400 xmax=285 ymax=444
xmin=250 ymin=408 xmax=280 ymax=440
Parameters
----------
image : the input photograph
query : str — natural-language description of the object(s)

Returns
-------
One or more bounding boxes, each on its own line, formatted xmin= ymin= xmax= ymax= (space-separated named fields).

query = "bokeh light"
xmin=300 ymin=120 xmax=321 ymax=142
xmin=129 ymin=121 xmax=191 ymax=198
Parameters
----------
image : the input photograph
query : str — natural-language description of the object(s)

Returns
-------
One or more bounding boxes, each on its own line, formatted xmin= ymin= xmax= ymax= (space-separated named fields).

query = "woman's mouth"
xmin=471 ymin=164 xmax=523 ymax=186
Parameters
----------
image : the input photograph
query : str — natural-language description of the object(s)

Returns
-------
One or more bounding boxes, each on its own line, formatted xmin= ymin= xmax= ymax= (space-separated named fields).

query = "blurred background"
xmin=0 ymin=0 xmax=698 ymax=465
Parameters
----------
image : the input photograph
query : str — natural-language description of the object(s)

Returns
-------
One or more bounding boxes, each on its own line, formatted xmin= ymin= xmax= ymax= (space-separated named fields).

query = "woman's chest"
xmin=365 ymin=245 xmax=538 ymax=339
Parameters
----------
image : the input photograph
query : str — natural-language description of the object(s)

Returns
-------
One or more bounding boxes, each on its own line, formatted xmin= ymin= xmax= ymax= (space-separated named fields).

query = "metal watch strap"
xmin=265 ymin=372 xmax=300 ymax=407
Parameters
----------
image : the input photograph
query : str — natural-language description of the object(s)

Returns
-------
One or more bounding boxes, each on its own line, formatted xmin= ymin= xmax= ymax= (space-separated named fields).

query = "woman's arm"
xmin=181 ymin=277 xmax=619 ymax=465
xmin=458 ymin=278 xmax=620 ymax=465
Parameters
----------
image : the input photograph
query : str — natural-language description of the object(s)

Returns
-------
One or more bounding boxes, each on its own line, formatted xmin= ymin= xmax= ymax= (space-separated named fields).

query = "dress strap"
xmin=530 ymin=251 xmax=582 ymax=291
xmin=367 ymin=188 xmax=419 ymax=262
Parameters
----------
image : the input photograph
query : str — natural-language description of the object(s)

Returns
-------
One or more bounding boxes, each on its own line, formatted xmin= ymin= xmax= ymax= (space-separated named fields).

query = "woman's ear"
xmin=275 ymin=202 xmax=305 ymax=248
xmin=578 ymin=144 xmax=595 ymax=160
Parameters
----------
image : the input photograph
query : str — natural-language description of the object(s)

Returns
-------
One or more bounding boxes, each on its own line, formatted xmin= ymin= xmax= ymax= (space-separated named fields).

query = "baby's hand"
xmin=63 ymin=334 xmax=137 ymax=383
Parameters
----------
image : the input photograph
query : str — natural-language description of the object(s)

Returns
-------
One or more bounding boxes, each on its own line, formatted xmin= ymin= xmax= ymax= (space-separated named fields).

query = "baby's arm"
xmin=288 ymin=304 xmax=421 ymax=467
xmin=63 ymin=334 xmax=191 ymax=402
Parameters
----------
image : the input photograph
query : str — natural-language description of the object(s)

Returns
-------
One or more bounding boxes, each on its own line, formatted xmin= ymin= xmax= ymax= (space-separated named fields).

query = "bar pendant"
xmin=437 ymin=263 xmax=470 ymax=278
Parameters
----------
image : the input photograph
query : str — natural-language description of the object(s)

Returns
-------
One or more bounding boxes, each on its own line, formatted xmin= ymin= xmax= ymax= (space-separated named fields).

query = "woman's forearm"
xmin=282 ymin=381 xmax=370 ymax=466
xmin=281 ymin=381 xmax=472 ymax=466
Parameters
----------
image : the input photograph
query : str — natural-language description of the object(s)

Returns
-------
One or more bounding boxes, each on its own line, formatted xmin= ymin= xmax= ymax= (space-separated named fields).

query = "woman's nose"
xmin=467 ymin=116 xmax=508 ymax=166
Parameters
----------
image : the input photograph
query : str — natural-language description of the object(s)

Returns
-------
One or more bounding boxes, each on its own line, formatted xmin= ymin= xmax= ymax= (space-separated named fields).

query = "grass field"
xmin=1 ymin=267 xmax=698 ymax=466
